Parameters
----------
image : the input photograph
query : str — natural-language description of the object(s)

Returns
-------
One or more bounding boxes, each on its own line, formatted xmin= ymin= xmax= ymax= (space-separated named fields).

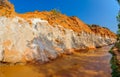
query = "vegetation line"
xmin=109 ymin=48 xmax=120 ymax=77
xmin=110 ymin=0 xmax=120 ymax=77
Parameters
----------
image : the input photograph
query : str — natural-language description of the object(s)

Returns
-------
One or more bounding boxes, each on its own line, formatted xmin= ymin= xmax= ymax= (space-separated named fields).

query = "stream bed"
xmin=0 ymin=45 xmax=113 ymax=77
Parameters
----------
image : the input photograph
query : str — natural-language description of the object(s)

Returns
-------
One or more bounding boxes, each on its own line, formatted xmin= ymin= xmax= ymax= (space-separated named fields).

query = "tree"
xmin=117 ymin=0 xmax=120 ymax=4
xmin=117 ymin=0 xmax=120 ymax=41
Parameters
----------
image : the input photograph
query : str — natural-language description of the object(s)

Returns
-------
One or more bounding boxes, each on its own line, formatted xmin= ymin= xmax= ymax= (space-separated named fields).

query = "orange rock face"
xmin=18 ymin=11 xmax=92 ymax=33
xmin=17 ymin=10 xmax=116 ymax=40
xmin=0 ymin=0 xmax=15 ymax=17
xmin=90 ymin=24 xmax=117 ymax=39
xmin=0 ymin=0 xmax=116 ymax=38
xmin=0 ymin=0 xmax=117 ymax=63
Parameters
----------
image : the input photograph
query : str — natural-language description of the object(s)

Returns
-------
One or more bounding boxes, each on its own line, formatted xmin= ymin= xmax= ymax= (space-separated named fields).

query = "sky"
xmin=10 ymin=0 xmax=119 ymax=33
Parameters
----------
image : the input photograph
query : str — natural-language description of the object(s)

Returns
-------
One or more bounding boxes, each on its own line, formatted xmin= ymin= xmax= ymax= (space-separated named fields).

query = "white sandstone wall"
xmin=0 ymin=17 xmax=116 ymax=63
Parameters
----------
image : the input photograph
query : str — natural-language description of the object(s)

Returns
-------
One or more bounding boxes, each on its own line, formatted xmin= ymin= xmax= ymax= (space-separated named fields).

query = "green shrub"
xmin=110 ymin=49 xmax=120 ymax=77
xmin=111 ymin=56 xmax=120 ymax=77
xmin=115 ymin=43 xmax=120 ymax=51
xmin=50 ymin=9 xmax=61 ymax=15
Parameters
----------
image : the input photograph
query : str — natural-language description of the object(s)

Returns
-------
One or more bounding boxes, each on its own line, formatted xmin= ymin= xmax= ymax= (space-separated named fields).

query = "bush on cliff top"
xmin=50 ymin=9 xmax=61 ymax=15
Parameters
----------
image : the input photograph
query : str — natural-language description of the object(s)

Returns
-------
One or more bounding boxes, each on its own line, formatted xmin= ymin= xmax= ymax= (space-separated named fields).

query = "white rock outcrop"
xmin=0 ymin=16 xmax=116 ymax=63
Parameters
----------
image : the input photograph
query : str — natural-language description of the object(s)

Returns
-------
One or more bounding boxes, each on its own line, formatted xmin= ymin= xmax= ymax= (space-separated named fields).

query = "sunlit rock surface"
xmin=0 ymin=0 xmax=117 ymax=63
xmin=0 ymin=16 xmax=116 ymax=63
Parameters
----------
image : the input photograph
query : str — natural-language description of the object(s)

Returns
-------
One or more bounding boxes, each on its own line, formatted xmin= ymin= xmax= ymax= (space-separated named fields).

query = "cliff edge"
xmin=0 ymin=0 xmax=117 ymax=63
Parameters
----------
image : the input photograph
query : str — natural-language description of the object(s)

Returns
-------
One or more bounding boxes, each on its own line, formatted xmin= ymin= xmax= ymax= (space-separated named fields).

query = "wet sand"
xmin=0 ymin=46 xmax=112 ymax=77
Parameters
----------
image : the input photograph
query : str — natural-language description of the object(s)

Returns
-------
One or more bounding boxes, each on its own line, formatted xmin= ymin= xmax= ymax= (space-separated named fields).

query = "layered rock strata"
xmin=0 ymin=0 xmax=117 ymax=63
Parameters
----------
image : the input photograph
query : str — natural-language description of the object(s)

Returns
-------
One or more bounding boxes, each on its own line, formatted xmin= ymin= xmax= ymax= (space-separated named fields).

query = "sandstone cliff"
xmin=0 ymin=0 xmax=117 ymax=63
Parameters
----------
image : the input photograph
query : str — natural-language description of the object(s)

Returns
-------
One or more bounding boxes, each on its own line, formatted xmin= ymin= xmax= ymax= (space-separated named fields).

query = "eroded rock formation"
xmin=0 ymin=0 xmax=117 ymax=63
xmin=0 ymin=0 xmax=14 ymax=17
